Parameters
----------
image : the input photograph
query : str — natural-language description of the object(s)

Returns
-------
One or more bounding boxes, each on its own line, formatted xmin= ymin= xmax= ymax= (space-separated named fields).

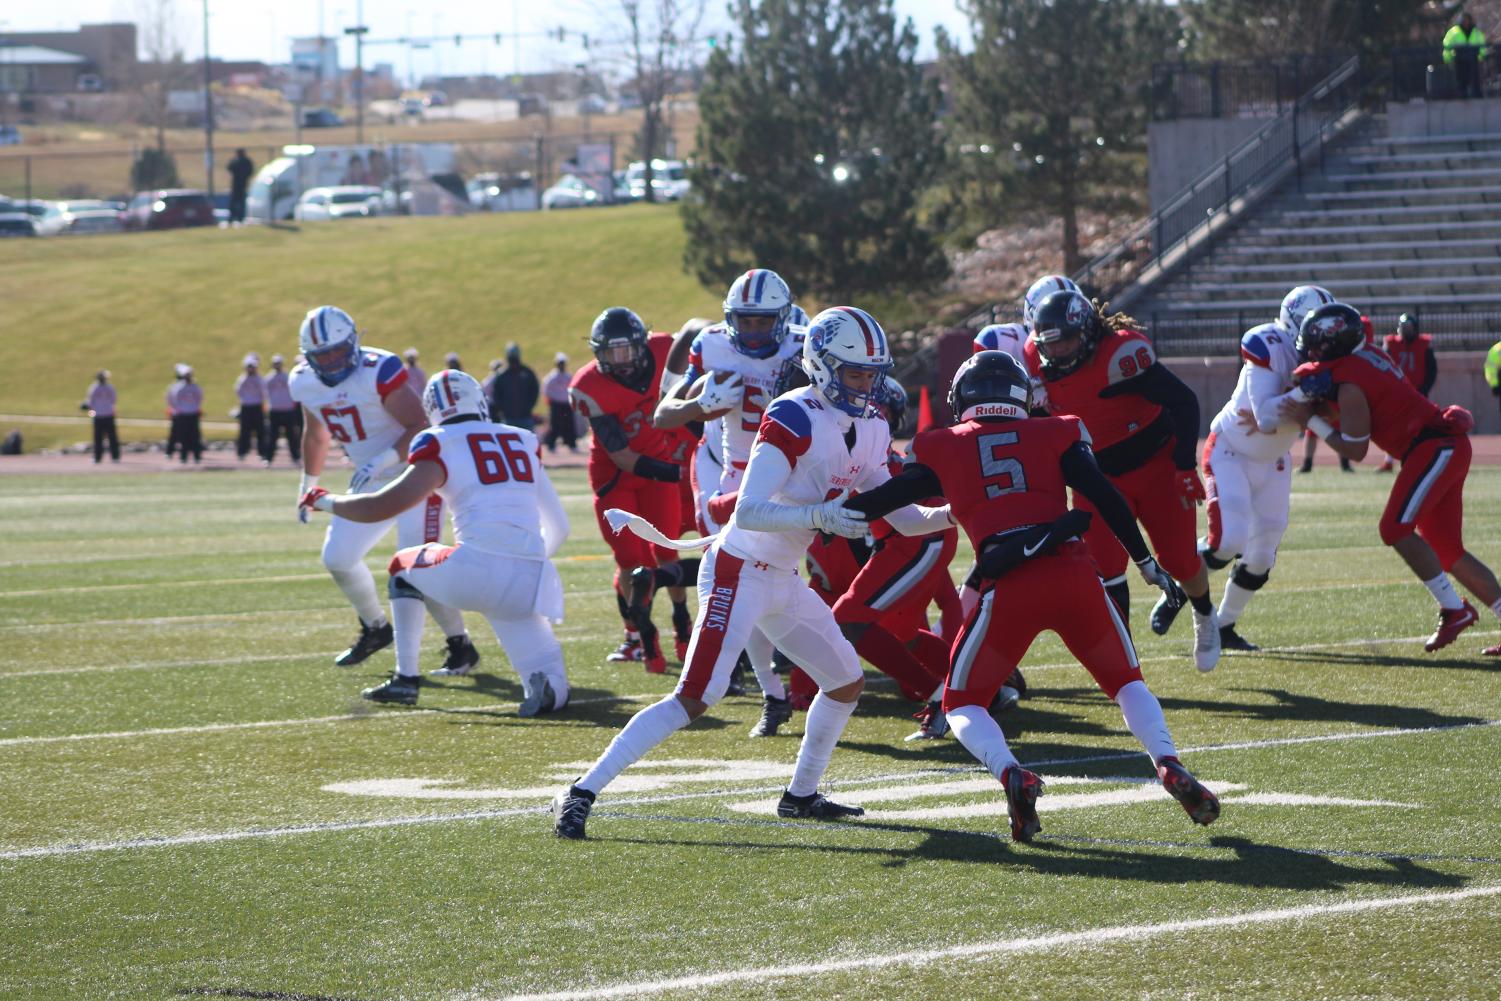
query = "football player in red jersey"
xmin=846 ymin=352 xmax=1219 ymax=841
xmin=568 ymin=307 xmax=698 ymax=673
xmin=1284 ymin=303 xmax=1501 ymax=655
xmin=1377 ymin=313 xmax=1438 ymax=472
xmin=1023 ymin=290 xmax=1221 ymax=672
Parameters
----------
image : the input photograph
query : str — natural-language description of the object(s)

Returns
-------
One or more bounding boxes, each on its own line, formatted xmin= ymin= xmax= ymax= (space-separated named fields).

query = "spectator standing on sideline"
xmin=1379 ymin=313 xmax=1439 ymax=471
xmin=234 ymin=353 xmax=267 ymax=462
xmin=227 ymin=148 xmax=254 ymax=225
xmin=1445 ymin=11 xmax=1489 ymax=99
xmin=403 ymin=348 xmax=426 ymax=387
xmin=493 ymin=342 xmax=540 ymax=430
xmin=481 ymin=359 xmax=503 ymax=420
xmin=1486 ymin=338 xmax=1501 ymax=425
xmin=82 ymin=369 xmax=119 ymax=463
xmin=166 ymin=364 xmax=204 ymax=464
xmin=445 ymin=352 xmax=464 ymax=373
xmin=264 ymin=353 xmax=302 ymax=464
xmin=543 ymin=351 xmax=576 ymax=452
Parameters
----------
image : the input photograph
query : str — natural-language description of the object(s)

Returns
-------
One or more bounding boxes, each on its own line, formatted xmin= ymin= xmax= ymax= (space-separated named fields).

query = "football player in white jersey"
xmin=300 ymin=370 xmax=571 ymax=711
xmin=290 ymin=306 xmax=477 ymax=672
xmin=972 ymin=322 xmax=1029 ymax=361
xmin=553 ymin=306 xmax=952 ymax=838
xmin=1200 ymin=286 xmax=1334 ymax=650
xmin=655 ymin=270 xmax=809 ymax=730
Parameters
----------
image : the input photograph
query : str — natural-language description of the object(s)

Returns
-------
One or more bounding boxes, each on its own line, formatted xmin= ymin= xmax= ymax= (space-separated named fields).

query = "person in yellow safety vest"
xmin=1444 ymin=12 xmax=1489 ymax=99
xmin=1485 ymin=339 xmax=1501 ymax=424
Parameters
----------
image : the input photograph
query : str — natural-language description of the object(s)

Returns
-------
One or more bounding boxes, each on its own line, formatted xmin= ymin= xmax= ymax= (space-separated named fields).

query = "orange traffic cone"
xmin=916 ymin=384 xmax=936 ymax=433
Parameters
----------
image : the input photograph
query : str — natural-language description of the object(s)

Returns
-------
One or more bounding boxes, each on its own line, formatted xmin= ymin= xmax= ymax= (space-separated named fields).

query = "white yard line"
xmin=479 ymin=884 xmax=1501 ymax=1001
xmin=0 ymin=573 xmax=327 ymax=599
xmin=2 ymin=717 xmax=1496 ymax=861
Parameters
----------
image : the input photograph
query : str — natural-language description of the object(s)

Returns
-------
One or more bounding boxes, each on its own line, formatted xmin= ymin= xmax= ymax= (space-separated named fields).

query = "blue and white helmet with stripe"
xmin=723 ymin=268 xmax=793 ymax=359
xmin=1022 ymin=274 xmax=1081 ymax=331
xmin=1278 ymin=285 xmax=1335 ymax=337
xmin=802 ymin=306 xmax=892 ymax=418
xmin=421 ymin=369 xmax=490 ymax=426
xmin=298 ymin=305 xmax=361 ymax=386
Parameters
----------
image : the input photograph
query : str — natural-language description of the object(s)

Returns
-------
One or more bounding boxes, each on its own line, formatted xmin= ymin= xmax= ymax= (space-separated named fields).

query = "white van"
xmin=625 ymin=159 xmax=691 ymax=201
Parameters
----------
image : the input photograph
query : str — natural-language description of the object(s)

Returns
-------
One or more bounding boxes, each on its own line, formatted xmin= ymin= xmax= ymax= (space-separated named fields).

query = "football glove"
xmin=696 ymin=371 xmax=744 ymax=414
xmin=298 ymin=487 xmax=334 ymax=519
xmin=296 ymin=473 xmax=319 ymax=523
xmin=1294 ymin=365 xmax=1334 ymax=401
xmin=807 ymin=492 xmax=868 ymax=539
xmin=350 ymin=448 xmax=401 ymax=494
xmin=1175 ymin=469 xmax=1206 ymax=508
xmin=1135 ymin=556 xmax=1186 ymax=610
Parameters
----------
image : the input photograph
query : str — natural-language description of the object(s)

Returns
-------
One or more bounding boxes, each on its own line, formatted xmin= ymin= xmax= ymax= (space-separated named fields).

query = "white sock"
xmin=947 ymin=704 xmax=1019 ymax=782
xmin=1218 ymin=578 xmax=1254 ymax=627
xmin=577 ymin=697 xmax=691 ymax=796
xmin=745 ymin=630 xmax=786 ymax=701
xmin=392 ymin=597 xmax=425 ymax=678
xmin=423 ymin=597 xmax=467 ymax=638
xmin=788 ymin=693 xmax=858 ymax=796
xmin=1423 ymin=573 xmax=1464 ymax=611
xmin=960 ymin=584 xmax=980 ymax=620
xmin=1115 ymin=680 xmax=1177 ymax=766
xmin=328 ymin=565 xmax=386 ymax=627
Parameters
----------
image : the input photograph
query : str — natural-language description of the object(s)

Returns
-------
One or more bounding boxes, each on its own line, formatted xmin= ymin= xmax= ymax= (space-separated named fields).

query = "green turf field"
xmin=3 ymin=465 xmax=1501 ymax=1000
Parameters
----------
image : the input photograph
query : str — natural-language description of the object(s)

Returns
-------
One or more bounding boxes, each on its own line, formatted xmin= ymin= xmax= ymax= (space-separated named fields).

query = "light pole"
xmin=344 ymin=22 xmax=369 ymax=143
xmin=202 ymin=0 xmax=215 ymax=199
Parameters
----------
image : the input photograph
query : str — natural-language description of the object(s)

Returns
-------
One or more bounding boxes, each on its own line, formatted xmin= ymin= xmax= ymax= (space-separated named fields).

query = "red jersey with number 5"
xmin=569 ymin=333 xmax=695 ymax=488
xmin=912 ymin=416 xmax=1089 ymax=548
xmin=1023 ymin=328 xmax=1161 ymax=452
xmin=406 ymin=419 xmax=549 ymax=557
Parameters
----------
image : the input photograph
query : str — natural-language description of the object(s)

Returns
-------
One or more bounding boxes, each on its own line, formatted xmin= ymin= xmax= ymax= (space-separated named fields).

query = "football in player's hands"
xmin=689 ymin=370 xmax=743 ymax=420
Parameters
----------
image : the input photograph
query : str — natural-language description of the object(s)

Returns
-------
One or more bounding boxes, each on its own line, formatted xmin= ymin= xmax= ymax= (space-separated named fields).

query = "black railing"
xmin=1388 ymin=45 xmax=1499 ymax=102
xmin=1151 ymin=56 xmax=1349 ymax=121
xmin=1147 ymin=309 xmax=1501 ymax=358
xmin=1073 ymin=55 xmax=1363 ymax=305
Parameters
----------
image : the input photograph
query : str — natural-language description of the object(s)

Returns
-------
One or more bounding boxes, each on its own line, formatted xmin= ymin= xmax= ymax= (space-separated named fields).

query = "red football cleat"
xmin=1424 ymin=602 xmax=1478 ymax=652
xmin=606 ymin=638 xmax=643 ymax=663
xmin=675 ymin=639 xmax=690 ymax=662
xmin=1482 ymin=643 xmax=1501 ymax=657
xmin=644 ymin=654 xmax=668 ymax=674
xmin=1001 ymin=765 xmax=1045 ymax=842
xmin=1158 ymin=756 xmax=1220 ymax=826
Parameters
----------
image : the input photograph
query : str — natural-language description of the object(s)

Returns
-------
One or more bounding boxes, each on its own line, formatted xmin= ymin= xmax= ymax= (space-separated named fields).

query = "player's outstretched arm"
xmin=653 ymin=369 xmax=740 ymax=429
xmin=1059 ymin=443 xmax=1152 ymax=563
xmin=300 ymin=460 xmax=444 ymax=524
xmin=1099 ymin=362 xmax=1201 ymax=471
xmin=735 ymin=440 xmax=865 ymax=538
xmin=843 ymin=464 xmax=944 ymax=521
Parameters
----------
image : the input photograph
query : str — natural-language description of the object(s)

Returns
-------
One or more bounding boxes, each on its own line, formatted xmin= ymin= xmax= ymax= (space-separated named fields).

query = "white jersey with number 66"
xmin=406 ymin=420 xmax=552 ymax=558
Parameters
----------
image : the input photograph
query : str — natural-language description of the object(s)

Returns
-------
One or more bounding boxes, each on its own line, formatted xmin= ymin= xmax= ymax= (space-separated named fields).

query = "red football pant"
xmin=832 ymin=530 xmax=958 ymax=641
xmin=592 ymin=477 xmax=683 ymax=571
xmin=1075 ymin=447 xmax=1201 ymax=582
xmin=943 ymin=544 xmax=1143 ymax=711
xmin=1379 ymin=434 xmax=1471 ymax=569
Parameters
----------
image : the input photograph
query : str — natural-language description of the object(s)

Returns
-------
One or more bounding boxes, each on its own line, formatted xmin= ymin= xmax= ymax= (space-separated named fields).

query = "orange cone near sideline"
xmin=916 ymin=383 xmax=936 ymax=434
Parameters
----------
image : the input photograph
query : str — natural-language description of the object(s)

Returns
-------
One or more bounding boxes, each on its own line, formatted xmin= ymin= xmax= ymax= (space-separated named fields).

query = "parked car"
xmin=0 ymin=212 xmax=37 ymax=237
xmin=120 ymin=189 xmax=216 ymax=231
xmin=294 ymin=185 xmax=383 ymax=221
xmin=301 ymin=108 xmax=345 ymax=129
xmin=467 ymin=172 xmax=537 ymax=212
xmin=625 ymin=159 xmax=691 ymax=201
xmin=541 ymin=174 xmax=604 ymax=210
xmin=36 ymin=200 xmax=125 ymax=236
xmin=0 ymin=125 xmax=21 ymax=146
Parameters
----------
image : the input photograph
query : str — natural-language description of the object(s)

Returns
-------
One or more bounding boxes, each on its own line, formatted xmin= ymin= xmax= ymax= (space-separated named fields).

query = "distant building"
xmin=291 ymin=37 xmax=339 ymax=85
xmin=0 ymin=23 xmax=137 ymax=91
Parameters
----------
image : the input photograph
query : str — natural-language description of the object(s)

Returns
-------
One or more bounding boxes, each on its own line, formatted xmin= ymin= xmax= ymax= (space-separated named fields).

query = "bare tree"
xmin=135 ymin=0 xmax=189 ymax=152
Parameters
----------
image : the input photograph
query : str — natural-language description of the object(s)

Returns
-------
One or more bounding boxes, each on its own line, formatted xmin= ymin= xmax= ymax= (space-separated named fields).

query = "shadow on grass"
xmin=597 ymin=815 xmax=1471 ymax=893
xmin=1255 ymin=648 xmax=1501 ymax=674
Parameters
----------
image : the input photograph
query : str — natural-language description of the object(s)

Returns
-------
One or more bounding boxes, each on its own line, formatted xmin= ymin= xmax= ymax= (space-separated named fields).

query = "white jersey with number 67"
xmin=406 ymin=419 xmax=550 ymax=558
xmin=289 ymin=348 xmax=411 ymax=471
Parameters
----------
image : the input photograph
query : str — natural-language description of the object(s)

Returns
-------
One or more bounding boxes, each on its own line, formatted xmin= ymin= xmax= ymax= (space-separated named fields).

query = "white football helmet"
xmin=1278 ymin=285 xmax=1336 ymax=336
xmin=788 ymin=303 xmax=810 ymax=326
xmin=299 ymin=305 xmax=361 ymax=386
xmin=802 ymin=306 xmax=892 ymax=417
xmin=1022 ymin=275 xmax=1081 ymax=330
xmin=723 ymin=269 xmax=793 ymax=359
xmin=974 ymin=322 xmax=1028 ymax=356
xmin=422 ymin=369 xmax=490 ymax=426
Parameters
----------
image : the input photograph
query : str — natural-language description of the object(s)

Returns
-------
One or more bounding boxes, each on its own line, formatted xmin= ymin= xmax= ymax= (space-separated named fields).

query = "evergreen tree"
xmin=1183 ymin=0 xmax=1442 ymax=64
xmin=940 ymin=0 xmax=1181 ymax=273
xmin=682 ymin=0 xmax=948 ymax=301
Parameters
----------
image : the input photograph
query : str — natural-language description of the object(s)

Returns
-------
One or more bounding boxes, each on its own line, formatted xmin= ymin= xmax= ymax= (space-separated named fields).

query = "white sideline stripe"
xmin=483 ymin=885 xmax=1501 ymax=1001
xmin=3 ymin=717 xmax=1496 ymax=861
xmin=0 ymin=573 xmax=326 ymax=599
xmin=0 ymin=692 xmax=666 ymax=748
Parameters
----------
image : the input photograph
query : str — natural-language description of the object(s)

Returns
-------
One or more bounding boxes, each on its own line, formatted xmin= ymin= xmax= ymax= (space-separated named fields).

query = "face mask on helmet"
xmin=299 ymin=306 xmax=361 ymax=386
xmin=1295 ymin=303 xmax=1364 ymax=363
xmin=1279 ymin=285 xmax=1335 ymax=337
xmin=1023 ymin=274 xmax=1081 ymax=330
xmin=727 ymin=309 xmax=786 ymax=358
xmin=590 ymin=307 xmax=651 ymax=384
xmin=306 ymin=340 xmax=358 ymax=383
xmin=1030 ymin=291 xmax=1098 ymax=375
xmin=802 ymin=306 xmax=892 ymax=418
xmin=724 ymin=270 xmax=793 ymax=359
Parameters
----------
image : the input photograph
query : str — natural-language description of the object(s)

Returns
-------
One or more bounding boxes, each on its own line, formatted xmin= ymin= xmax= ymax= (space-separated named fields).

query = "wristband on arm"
xmin=633 ymin=456 xmax=681 ymax=482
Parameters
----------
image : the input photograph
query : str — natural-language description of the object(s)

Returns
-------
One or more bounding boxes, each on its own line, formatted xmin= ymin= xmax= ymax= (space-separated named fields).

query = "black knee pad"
xmin=1230 ymin=564 xmax=1270 ymax=591
xmin=1201 ymin=548 xmax=1233 ymax=571
xmin=388 ymin=574 xmax=424 ymax=601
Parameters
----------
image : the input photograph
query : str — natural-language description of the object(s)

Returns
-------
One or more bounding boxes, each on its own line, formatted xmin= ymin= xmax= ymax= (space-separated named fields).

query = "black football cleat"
xmin=606 ymin=638 xmax=643 ymax=663
xmin=749 ymin=695 xmax=792 ymax=737
xmin=432 ymin=634 xmax=480 ymax=676
xmin=1219 ymin=624 xmax=1260 ymax=652
xmin=1158 ymin=756 xmax=1220 ymax=826
xmin=362 ymin=672 xmax=419 ymax=705
xmin=335 ymin=620 xmax=394 ymax=667
xmin=1149 ymin=591 xmax=1182 ymax=636
xmin=776 ymin=789 xmax=864 ymax=820
xmin=552 ymin=782 xmax=595 ymax=839
xmin=1002 ymin=765 xmax=1045 ymax=842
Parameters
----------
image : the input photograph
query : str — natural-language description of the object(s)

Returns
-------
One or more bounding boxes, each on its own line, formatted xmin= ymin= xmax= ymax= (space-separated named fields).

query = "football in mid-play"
xmin=687 ymin=368 xmax=743 ymax=421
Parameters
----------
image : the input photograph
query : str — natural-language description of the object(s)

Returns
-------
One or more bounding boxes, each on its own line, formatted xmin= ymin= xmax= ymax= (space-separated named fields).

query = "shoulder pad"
xmin=764 ymin=397 xmax=813 ymax=438
xmin=407 ymin=430 xmax=442 ymax=463
xmin=1239 ymin=326 xmax=1278 ymax=368
xmin=1104 ymin=334 xmax=1157 ymax=386
xmin=1061 ymin=415 xmax=1092 ymax=446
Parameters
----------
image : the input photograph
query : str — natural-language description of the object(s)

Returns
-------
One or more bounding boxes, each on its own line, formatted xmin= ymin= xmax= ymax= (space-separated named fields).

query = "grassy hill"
xmin=0 ymin=205 xmax=718 ymax=428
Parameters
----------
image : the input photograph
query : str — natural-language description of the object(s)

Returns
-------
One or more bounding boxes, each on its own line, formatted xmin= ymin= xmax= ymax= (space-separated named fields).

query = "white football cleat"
xmin=1192 ymin=608 xmax=1221 ymax=673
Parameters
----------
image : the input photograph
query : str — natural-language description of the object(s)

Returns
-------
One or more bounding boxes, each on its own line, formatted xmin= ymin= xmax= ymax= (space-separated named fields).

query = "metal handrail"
xmin=1071 ymin=55 xmax=1363 ymax=306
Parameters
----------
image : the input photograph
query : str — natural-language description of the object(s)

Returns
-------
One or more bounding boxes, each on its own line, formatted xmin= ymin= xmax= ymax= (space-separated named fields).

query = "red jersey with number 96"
xmin=912 ymin=415 xmax=1089 ymax=548
xmin=569 ymin=333 xmax=695 ymax=488
xmin=406 ymin=419 xmax=549 ymax=557
xmin=1023 ymin=328 xmax=1161 ymax=452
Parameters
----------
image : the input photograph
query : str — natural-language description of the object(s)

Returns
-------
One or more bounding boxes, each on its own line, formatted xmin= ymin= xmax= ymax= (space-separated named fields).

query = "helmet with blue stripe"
xmin=422 ymin=369 xmax=490 ymax=426
xmin=723 ymin=269 xmax=793 ymax=359
xmin=802 ymin=306 xmax=892 ymax=418
xmin=298 ymin=305 xmax=361 ymax=386
xmin=1278 ymin=285 xmax=1335 ymax=337
xmin=1023 ymin=274 xmax=1080 ymax=331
